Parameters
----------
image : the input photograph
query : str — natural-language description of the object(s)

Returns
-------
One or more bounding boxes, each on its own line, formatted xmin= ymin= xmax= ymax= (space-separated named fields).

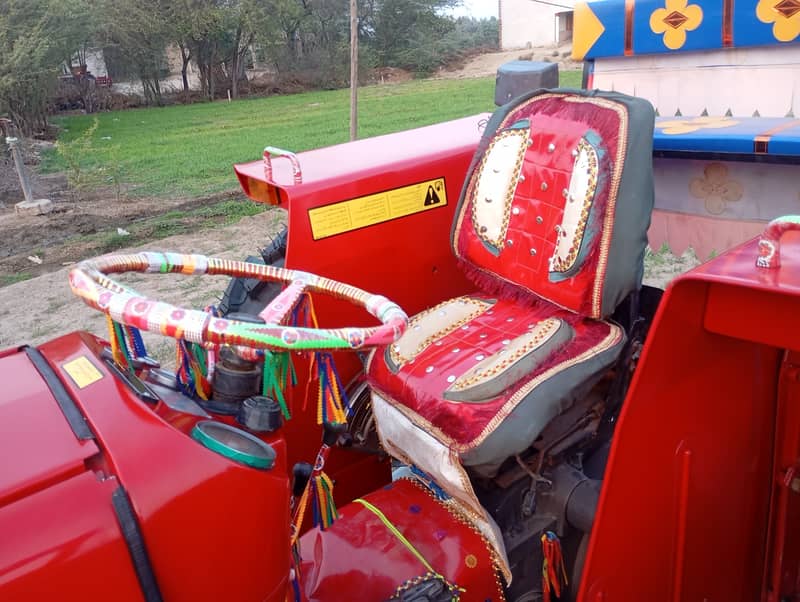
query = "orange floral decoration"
xmin=756 ymin=0 xmax=800 ymax=42
xmin=689 ymin=163 xmax=744 ymax=215
xmin=656 ymin=116 xmax=739 ymax=135
xmin=650 ymin=0 xmax=704 ymax=49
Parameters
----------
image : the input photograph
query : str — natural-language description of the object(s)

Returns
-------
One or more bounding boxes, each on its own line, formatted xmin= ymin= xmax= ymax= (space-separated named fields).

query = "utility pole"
xmin=349 ymin=0 xmax=358 ymax=141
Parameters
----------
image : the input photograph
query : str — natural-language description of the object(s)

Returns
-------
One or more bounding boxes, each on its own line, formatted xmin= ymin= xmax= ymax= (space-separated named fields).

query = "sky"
xmin=449 ymin=0 xmax=499 ymax=19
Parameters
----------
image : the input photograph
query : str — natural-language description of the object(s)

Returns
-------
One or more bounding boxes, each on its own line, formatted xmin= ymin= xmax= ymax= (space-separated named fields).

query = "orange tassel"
xmin=541 ymin=531 xmax=567 ymax=602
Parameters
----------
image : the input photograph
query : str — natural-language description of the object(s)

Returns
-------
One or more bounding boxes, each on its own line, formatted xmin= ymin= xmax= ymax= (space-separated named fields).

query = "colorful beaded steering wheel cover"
xmin=69 ymin=252 xmax=408 ymax=351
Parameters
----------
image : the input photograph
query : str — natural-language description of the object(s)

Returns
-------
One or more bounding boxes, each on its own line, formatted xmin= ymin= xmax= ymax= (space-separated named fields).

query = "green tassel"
xmin=112 ymin=321 xmax=134 ymax=372
xmin=263 ymin=351 xmax=291 ymax=420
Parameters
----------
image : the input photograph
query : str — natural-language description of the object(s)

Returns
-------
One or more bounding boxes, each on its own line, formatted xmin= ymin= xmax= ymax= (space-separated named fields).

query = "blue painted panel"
xmin=587 ymin=0 xmax=627 ymax=59
xmin=733 ymin=0 xmax=786 ymax=46
xmin=633 ymin=0 xmax=724 ymax=55
xmin=580 ymin=0 xmax=800 ymax=58
xmin=653 ymin=117 xmax=800 ymax=156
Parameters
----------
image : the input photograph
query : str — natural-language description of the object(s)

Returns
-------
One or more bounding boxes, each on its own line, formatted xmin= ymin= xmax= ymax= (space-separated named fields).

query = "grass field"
xmin=43 ymin=72 xmax=583 ymax=198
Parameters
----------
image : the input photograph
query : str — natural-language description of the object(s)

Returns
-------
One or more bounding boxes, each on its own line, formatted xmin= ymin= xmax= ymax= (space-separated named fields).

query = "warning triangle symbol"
xmin=424 ymin=185 xmax=441 ymax=206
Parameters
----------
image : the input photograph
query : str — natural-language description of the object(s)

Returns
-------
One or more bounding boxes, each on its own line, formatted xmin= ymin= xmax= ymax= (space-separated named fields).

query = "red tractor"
xmin=1 ymin=88 xmax=798 ymax=602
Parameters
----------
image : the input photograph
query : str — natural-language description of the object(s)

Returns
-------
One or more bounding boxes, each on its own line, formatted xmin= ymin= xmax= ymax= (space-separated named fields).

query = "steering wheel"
xmin=69 ymin=251 xmax=408 ymax=352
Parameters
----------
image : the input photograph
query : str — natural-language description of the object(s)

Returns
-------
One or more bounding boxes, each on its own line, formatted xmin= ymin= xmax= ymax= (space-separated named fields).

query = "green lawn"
xmin=43 ymin=71 xmax=583 ymax=198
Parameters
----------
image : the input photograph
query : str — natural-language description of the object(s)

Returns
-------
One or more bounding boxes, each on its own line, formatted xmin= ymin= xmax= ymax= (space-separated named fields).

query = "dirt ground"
xmin=0 ymin=47 xmax=698 ymax=356
xmin=0 ymin=209 xmax=286 ymax=356
xmin=435 ymin=44 xmax=581 ymax=79
xmin=1 ymin=143 xmax=251 ymax=280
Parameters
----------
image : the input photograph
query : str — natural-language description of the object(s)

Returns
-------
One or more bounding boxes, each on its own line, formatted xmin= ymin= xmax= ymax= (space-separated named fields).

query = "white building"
xmin=500 ymin=0 xmax=575 ymax=49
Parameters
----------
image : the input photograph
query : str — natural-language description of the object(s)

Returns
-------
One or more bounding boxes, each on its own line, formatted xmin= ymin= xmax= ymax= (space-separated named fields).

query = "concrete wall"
xmin=500 ymin=0 xmax=575 ymax=49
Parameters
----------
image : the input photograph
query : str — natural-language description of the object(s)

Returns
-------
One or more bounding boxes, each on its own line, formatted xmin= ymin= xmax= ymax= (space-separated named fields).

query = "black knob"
xmin=322 ymin=421 xmax=348 ymax=447
xmin=292 ymin=462 xmax=313 ymax=497
xmin=237 ymin=396 xmax=283 ymax=432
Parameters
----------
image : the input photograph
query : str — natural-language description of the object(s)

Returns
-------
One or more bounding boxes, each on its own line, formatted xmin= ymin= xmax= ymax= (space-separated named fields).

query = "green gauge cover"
xmin=191 ymin=421 xmax=276 ymax=470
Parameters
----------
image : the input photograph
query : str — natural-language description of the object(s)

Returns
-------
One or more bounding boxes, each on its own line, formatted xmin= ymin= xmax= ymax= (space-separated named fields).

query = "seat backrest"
xmin=452 ymin=89 xmax=655 ymax=319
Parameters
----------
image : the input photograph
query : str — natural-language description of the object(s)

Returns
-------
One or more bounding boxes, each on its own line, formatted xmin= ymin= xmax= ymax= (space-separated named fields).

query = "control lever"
xmin=292 ymin=462 xmax=313 ymax=499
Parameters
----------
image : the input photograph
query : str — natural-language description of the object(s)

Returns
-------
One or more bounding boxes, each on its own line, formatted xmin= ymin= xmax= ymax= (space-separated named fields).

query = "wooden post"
xmin=349 ymin=0 xmax=358 ymax=141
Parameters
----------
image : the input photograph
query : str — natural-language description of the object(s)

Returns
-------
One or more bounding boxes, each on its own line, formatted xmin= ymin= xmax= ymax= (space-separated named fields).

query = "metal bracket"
xmin=263 ymin=146 xmax=302 ymax=184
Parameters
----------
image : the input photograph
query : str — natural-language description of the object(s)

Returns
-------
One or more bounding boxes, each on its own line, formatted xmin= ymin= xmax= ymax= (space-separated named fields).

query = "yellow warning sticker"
xmin=63 ymin=356 xmax=104 ymax=389
xmin=308 ymin=177 xmax=447 ymax=240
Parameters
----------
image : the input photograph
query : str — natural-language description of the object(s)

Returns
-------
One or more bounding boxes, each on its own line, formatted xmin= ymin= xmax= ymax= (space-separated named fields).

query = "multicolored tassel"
xmin=313 ymin=352 xmax=350 ymax=425
xmin=541 ymin=531 xmax=568 ymax=602
xmin=291 ymin=293 xmax=318 ymax=328
xmin=291 ymin=443 xmax=338 ymax=539
xmin=291 ymin=485 xmax=309 ymax=545
xmin=125 ymin=324 xmax=147 ymax=358
xmin=175 ymin=340 xmax=212 ymax=400
xmin=262 ymin=350 xmax=296 ymax=420
xmin=310 ymin=471 xmax=338 ymax=529
xmin=106 ymin=316 xmax=133 ymax=371
xmin=106 ymin=317 xmax=152 ymax=374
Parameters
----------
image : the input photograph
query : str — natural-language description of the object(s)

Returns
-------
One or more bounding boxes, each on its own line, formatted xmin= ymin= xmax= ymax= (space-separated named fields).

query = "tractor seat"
xmin=367 ymin=293 xmax=624 ymax=475
xmin=366 ymin=89 xmax=655 ymax=576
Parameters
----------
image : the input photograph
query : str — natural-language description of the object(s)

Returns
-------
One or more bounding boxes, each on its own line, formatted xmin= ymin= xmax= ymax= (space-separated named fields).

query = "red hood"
xmin=0 ymin=346 xmax=99 ymax=507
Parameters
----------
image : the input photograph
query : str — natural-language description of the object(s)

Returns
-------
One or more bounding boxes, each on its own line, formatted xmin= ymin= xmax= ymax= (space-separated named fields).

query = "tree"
xmin=0 ymin=0 xmax=96 ymax=134
xmin=361 ymin=0 xmax=459 ymax=72
xmin=98 ymin=0 xmax=172 ymax=106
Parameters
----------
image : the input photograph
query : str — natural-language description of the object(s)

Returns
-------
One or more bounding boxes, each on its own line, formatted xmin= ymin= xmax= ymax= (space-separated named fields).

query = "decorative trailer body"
xmin=572 ymin=0 xmax=800 ymax=259
xmin=2 ymin=83 xmax=800 ymax=602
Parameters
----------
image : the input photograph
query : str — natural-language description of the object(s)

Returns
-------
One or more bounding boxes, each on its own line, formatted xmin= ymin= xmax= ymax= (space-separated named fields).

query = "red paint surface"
xmin=763 ymin=351 xmax=800 ymax=601
xmin=0 ymin=349 xmax=99 ymax=507
xmin=1 ymin=333 xmax=290 ymax=602
xmin=0 ymin=472 xmax=143 ymax=600
xmin=299 ymin=478 xmax=502 ymax=601
xmin=579 ymin=233 xmax=800 ymax=601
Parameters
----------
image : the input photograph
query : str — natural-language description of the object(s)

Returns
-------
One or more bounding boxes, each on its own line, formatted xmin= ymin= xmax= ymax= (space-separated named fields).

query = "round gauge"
xmin=191 ymin=421 xmax=276 ymax=470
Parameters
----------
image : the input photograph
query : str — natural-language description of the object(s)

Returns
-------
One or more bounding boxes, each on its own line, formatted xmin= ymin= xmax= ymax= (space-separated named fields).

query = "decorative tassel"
xmin=291 ymin=443 xmax=338 ymax=538
xmin=262 ymin=350 xmax=296 ymax=420
xmin=310 ymin=471 xmax=338 ymax=529
xmin=291 ymin=484 xmax=310 ymax=545
xmin=314 ymin=352 xmax=350 ymax=426
xmin=106 ymin=315 xmax=123 ymax=366
xmin=175 ymin=340 xmax=212 ymax=400
xmin=124 ymin=325 xmax=147 ymax=358
xmin=541 ymin=531 xmax=568 ymax=602
xmin=106 ymin=316 xmax=134 ymax=372
xmin=291 ymin=293 xmax=318 ymax=328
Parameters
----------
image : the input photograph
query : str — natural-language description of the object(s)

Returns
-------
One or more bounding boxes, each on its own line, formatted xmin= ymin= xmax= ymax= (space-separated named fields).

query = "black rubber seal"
xmin=112 ymin=486 xmax=164 ymax=602
xmin=22 ymin=345 xmax=94 ymax=441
